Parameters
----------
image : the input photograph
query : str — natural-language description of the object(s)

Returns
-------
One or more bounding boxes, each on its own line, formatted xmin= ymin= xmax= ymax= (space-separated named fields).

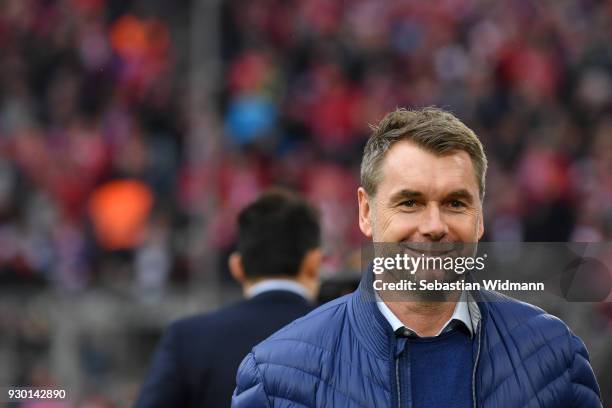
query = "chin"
xmin=414 ymin=268 xmax=458 ymax=283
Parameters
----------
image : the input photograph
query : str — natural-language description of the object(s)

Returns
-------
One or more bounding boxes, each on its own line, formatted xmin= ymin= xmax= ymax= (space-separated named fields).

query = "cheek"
xmin=446 ymin=214 xmax=481 ymax=240
xmin=375 ymin=211 xmax=418 ymax=240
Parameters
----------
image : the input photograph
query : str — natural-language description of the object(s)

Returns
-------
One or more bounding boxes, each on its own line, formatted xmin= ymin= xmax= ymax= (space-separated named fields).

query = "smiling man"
xmin=232 ymin=108 xmax=602 ymax=407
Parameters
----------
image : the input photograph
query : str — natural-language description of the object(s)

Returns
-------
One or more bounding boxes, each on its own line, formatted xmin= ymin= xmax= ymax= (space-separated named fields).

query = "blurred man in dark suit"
xmin=135 ymin=189 xmax=321 ymax=407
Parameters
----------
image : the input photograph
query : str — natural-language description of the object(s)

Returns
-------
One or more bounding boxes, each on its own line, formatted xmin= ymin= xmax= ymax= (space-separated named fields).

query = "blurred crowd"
xmin=0 ymin=0 xmax=187 ymax=294
xmin=220 ymin=0 xmax=612 ymax=248
xmin=2 ymin=0 xmax=612 ymax=404
xmin=2 ymin=0 xmax=612 ymax=292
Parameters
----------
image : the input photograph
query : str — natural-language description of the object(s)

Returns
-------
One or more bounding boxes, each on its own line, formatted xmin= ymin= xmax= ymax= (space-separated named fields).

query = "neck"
xmin=243 ymin=277 xmax=316 ymax=301
xmin=385 ymin=299 xmax=456 ymax=336
xmin=380 ymin=286 xmax=462 ymax=337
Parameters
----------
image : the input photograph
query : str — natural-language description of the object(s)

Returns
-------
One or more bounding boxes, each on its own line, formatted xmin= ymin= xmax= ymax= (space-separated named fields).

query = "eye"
xmin=401 ymin=199 xmax=417 ymax=208
xmin=448 ymin=200 xmax=466 ymax=208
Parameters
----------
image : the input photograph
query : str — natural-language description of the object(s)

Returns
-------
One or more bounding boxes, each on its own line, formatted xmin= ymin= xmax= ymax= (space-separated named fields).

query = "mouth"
xmin=400 ymin=242 xmax=463 ymax=257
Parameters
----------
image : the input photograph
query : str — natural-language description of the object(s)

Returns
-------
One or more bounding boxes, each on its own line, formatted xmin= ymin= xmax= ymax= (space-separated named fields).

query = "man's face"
xmin=358 ymin=140 xmax=484 ymax=244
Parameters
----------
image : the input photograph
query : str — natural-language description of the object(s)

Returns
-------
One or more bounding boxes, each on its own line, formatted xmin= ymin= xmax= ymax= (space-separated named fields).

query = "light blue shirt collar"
xmin=247 ymin=279 xmax=311 ymax=301
xmin=376 ymin=291 xmax=476 ymax=338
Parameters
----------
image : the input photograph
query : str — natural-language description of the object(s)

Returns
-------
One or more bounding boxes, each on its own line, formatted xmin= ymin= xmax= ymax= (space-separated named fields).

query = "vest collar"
xmin=348 ymin=270 xmax=489 ymax=360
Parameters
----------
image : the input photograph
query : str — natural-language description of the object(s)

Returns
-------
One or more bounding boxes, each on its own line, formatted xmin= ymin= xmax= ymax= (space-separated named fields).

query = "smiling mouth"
xmin=400 ymin=242 xmax=463 ymax=257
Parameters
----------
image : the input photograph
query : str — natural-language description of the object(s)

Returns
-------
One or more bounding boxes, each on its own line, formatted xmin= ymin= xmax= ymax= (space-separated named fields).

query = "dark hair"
xmin=237 ymin=189 xmax=321 ymax=279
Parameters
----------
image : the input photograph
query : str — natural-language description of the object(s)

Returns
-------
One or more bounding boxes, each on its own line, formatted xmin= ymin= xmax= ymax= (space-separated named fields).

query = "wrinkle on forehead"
xmin=379 ymin=142 xmax=480 ymax=203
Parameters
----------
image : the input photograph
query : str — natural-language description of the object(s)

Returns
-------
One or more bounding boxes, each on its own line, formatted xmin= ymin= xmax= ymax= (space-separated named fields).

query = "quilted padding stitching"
xmin=484 ymin=316 xmax=568 ymax=396
xmin=244 ymin=352 xmax=273 ymax=408
xmin=259 ymin=361 xmax=372 ymax=408
xmin=518 ymin=331 xmax=567 ymax=367
xmin=261 ymin=337 xmax=390 ymax=393
xmin=571 ymin=353 xmax=596 ymax=389
xmin=571 ymin=382 xmax=601 ymax=402
xmin=268 ymin=395 xmax=312 ymax=408
xmin=481 ymin=317 xmax=570 ymax=406
xmin=483 ymin=367 xmax=570 ymax=406
xmin=523 ymin=368 xmax=570 ymax=407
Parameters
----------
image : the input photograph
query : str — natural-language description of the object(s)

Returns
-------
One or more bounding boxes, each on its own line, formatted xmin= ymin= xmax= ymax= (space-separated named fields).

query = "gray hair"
xmin=360 ymin=107 xmax=487 ymax=199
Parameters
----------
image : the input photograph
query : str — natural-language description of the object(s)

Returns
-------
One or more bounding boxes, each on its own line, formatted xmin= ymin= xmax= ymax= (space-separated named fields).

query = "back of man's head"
xmin=237 ymin=189 xmax=321 ymax=279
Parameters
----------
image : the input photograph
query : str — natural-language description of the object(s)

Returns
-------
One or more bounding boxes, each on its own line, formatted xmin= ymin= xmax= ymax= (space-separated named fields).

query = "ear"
xmin=297 ymin=248 xmax=323 ymax=300
xmin=358 ymin=187 xmax=373 ymax=238
xmin=228 ymin=252 xmax=246 ymax=284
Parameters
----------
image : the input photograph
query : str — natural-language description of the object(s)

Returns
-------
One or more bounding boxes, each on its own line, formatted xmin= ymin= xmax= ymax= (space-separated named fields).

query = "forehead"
xmin=377 ymin=140 xmax=479 ymax=198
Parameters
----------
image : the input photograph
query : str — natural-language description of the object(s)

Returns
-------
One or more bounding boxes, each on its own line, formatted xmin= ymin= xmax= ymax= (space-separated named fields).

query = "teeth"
xmin=401 ymin=242 xmax=463 ymax=255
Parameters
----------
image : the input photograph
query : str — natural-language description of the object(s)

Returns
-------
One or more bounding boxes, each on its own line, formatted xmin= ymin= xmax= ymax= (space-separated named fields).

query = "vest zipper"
xmin=395 ymin=357 xmax=401 ymax=408
xmin=472 ymin=323 xmax=482 ymax=408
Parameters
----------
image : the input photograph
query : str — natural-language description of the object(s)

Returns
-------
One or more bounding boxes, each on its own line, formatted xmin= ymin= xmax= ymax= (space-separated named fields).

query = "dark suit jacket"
xmin=135 ymin=290 xmax=312 ymax=408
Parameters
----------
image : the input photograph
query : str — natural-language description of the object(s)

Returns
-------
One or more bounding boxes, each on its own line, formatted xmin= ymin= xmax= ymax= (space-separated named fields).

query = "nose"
xmin=418 ymin=204 xmax=448 ymax=241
